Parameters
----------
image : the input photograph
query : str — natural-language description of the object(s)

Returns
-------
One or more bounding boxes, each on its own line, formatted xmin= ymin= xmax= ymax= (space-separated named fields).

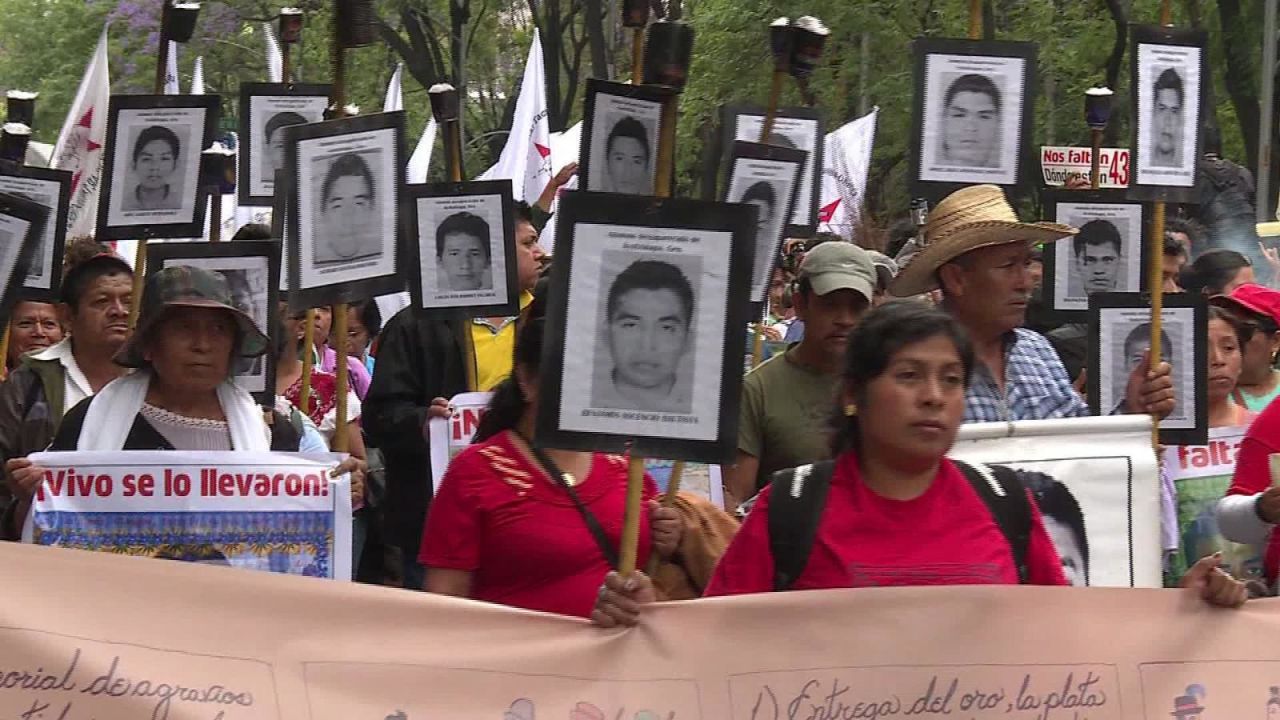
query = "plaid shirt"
xmin=964 ymin=328 xmax=1090 ymax=423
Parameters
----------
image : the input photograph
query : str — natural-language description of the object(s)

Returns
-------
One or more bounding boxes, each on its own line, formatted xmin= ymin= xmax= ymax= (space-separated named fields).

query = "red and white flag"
xmin=52 ymin=25 xmax=110 ymax=238
xmin=477 ymin=29 xmax=551 ymax=202
xmin=817 ymin=107 xmax=878 ymax=240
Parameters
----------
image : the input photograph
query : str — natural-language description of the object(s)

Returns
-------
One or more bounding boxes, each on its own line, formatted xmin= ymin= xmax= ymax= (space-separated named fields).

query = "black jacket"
xmin=362 ymin=306 xmax=470 ymax=552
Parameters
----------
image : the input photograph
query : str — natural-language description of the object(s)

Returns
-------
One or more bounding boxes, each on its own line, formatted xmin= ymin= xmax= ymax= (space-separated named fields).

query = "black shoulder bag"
xmin=518 ymin=433 xmax=619 ymax=570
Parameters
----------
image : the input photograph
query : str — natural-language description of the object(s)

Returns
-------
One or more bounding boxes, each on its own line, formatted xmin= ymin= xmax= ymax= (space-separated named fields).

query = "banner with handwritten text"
xmin=21 ymin=450 xmax=353 ymax=579
xmin=3 ymin=542 xmax=1280 ymax=719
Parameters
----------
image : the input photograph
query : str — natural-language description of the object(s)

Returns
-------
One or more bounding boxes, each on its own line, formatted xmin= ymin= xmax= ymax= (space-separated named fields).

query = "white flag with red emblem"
xmin=52 ymin=25 xmax=110 ymax=237
xmin=476 ymin=29 xmax=551 ymax=203
xmin=817 ymin=107 xmax=878 ymax=240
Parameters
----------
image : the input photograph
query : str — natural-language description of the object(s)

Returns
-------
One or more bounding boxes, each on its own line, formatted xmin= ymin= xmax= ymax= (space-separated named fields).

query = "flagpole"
xmin=290 ymin=11 xmax=315 ymax=416
xmin=328 ymin=0 xmax=352 ymax=454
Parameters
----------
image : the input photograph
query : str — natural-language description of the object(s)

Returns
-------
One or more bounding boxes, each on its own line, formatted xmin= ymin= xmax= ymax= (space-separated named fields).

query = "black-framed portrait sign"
xmin=911 ymin=38 xmax=1037 ymax=198
xmin=578 ymin=79 xmax=674 ymax=197
xmin=536 ymin=191 xmax=756 ymax=463
xmin=1129 ymin=25 xmax=1208 ymax=203
xmin=1088 ymin=292 xmax=1207 ymax=446
xmin=270 ymin=168 xmax=289 ymax=292
xmin=406 ymin=179 xmax=519 ymax=317
xmin=238 ymin=82 xmax=331 ymax=206
xmin=721 ymin=104 xmax=824 ymax=237
xmin=1041 ymin=189 xmax=1150 ymax=321
xmin=721 ymin=140 xmax=807 ymax=307
xmin=0 ymin=192 xmax=51 ymax=326
xmin=0 ymin=166 xmax=71 ymax=302
xmin=281 ymin=111 xmax=406 ymax=310
xmin=96 ymin=94 xmax=220 ymax=240
xmin=146 ymin=241 xmax=281 ymax=404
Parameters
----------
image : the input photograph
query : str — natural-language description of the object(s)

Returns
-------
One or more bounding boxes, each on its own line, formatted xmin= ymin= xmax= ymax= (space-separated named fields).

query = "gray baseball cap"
xmin=796 ymin=241 xmax=876 ymax=303
xmin=865 ymin=250 xmax=899 ymax=290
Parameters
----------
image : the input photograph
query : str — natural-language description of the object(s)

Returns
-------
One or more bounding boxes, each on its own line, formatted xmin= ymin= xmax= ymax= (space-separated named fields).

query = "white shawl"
xmin=76 ymin=371 xmax=269 ymax=451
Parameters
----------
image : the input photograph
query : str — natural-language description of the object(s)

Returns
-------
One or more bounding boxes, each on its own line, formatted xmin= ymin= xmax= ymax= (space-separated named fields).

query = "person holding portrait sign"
xmin=889 ymin=185 xmax=1177 ymax=424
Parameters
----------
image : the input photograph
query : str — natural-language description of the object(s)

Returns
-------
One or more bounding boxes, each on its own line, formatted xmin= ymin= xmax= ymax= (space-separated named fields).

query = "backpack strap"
xmin=767 ymin=460 xmax=835 ymax=591
xmin=954 ymin=460 xmax=1032 ymax=584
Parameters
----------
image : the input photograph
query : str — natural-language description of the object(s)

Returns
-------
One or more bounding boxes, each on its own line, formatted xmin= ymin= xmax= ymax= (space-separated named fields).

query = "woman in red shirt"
xmin=693 ymin=301 xmax=1245 ymax=604
xmin=420 ymin=317 xmax=681 ymax=621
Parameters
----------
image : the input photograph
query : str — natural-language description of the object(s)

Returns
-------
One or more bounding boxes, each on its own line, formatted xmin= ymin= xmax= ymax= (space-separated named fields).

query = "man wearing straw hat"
xmin=889 ymin=185 xmax=1175 ymax=423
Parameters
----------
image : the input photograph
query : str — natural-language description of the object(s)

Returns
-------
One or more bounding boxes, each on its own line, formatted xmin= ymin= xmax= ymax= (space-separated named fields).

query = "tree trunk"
xmin=1102 ymin=0 xmax=1128 ymax=145
xmin=1218 ymin=0 xmax=1261 ymax=174
xmin=450 ymin=0 xmax=470 ymax=146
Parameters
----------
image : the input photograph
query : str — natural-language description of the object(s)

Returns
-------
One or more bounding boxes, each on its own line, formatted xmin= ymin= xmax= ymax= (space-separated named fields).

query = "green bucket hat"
xmin=114 ymin=265 xmax=270 ymax=368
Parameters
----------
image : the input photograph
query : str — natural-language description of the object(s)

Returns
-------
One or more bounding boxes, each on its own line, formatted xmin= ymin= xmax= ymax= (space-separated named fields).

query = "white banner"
xmin=817 ymin=108 xmax=878 ymax=239
xmin=1041 ymin=145 xmax=1131 ymax=188
xmin=23 ymin=450 xmax=353 ymax=580
xmin=51 ymin=25 xmax=110 ymax=237
xmin=950 ymin=415 xmax=1161 ymax=588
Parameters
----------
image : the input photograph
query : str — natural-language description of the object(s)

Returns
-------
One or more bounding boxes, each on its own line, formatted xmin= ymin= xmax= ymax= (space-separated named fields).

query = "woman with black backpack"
xmin=691 ymin=301 xmax=1244 ymax=606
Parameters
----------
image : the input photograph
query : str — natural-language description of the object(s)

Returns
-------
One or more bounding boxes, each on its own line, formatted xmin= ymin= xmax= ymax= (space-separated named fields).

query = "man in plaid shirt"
xmin=890 ymin=185 xmax=1175 ymax=423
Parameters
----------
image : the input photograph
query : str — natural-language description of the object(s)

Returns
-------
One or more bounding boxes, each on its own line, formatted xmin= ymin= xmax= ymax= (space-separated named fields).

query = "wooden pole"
xmin=969 ymin=0 xmax=982 ymax=39
xmin=209 ymin=192 xmax=222 ymax=242
xmin=131 ymin=0 xmax=172 ymax=329
xmin=440 ymin=113 xmax=478 ymax=391
xmin=300 ymin=308 xmax=316 ymax=412
xmin=332 ymin=302 xmax=350 ymax=452
xmin=282 ymin=42 xmax=292 ymax=86
xmin=1148 ymin=0 xmax=1172 ymax=446
xmin=1090 ymin=129 xmax=1103 ymax=189
xmin=759 ymin=72 xmax=785 ymax=142
xmin=0 ymin=327 xmax=10 ymax=380
xmin=631 ymin=28 xmax=645 ymax=85
xmin=618 ymin=454 xmax=645 ymax=576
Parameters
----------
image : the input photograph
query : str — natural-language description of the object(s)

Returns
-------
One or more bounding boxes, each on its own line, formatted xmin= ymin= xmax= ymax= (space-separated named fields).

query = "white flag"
xmin=52 ymin=25 xmax=110 ymax=238
xmin=264 ymin=23 xmax=283 ymax=83
xmin=406 ymin=118 xmax=437 ymax=184
xmin=817 ymin=107 xmax=879 ymax=240
xmin=164 ymin=41 xmax=180 ymax=95
xmin=383 ymin=64 xmax=403 ymax=113
xmin=191 ymin=56 xmax=205 ymax=95
xmin=476 ymin=29 xmax=551 ymax=202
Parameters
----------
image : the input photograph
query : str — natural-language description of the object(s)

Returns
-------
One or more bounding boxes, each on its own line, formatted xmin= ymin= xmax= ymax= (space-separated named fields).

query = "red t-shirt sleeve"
xmin=1232 ymin=399 xmax=1280 ymax=495
xmin=703 ymin=487 xmax=775 ymax=597
xmin=1024 ymin=489 xmax=1070 ymax=586
xmin=418 ymin=445 xmax=488 ymax=570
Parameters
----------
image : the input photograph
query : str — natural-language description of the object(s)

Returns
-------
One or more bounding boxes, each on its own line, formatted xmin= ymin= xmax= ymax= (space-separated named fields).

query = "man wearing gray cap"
xmin=724 ymin=241 xmax=876 ymax=507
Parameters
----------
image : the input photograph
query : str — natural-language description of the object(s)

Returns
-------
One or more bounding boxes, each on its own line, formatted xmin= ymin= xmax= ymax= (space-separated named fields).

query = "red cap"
xmin=1211 ymin=283 xmax=1280 ymax=326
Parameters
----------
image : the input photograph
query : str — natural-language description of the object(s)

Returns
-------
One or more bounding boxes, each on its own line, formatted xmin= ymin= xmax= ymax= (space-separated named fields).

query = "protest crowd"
xmin=5 ymin=0 xmax=1280 ymax=684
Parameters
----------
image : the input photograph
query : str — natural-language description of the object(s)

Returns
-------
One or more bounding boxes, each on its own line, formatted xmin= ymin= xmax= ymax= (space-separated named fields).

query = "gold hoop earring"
xmin=843 ymin=403 xmax=858 ymax=417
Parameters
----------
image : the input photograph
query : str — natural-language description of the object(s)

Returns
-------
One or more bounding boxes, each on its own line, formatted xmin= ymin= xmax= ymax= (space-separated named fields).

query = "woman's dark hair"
xmin=1209 ymin=305 xmax=1249 ymax=348
xmin=355 ymin=298 xmax=382 ymax=338
xmin=133 ymin=125 xmax=180 ymax=165
xmin=829 ymin=300 xmax=975 ymax=455
xmin=231 ymin=223 xmax=273 ymax=241
xmin=1177 ymin=249 xmax=1250 ymax=295
xmin=473 ymin=317 xmax=545 ymax=443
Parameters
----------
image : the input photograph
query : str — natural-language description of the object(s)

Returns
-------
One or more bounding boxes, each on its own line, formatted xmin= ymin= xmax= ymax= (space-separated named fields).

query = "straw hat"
xmin=888 ymin=185 xmax=1077 ymax=297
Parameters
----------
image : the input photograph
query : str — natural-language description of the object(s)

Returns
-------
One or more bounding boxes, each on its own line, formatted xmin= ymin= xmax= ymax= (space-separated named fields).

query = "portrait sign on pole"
xmin=536 ymin=191 xmax=755 ymax=463
xmin=1041 ymin=189 xmax=1150 ymax=322
xmin=1128 ymin=25 xmax=1207 ymax=203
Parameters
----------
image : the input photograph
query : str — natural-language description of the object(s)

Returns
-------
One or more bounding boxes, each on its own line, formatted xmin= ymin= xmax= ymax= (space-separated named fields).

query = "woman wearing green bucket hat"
xmin=8 ymin=266 xmax=364 ymax=495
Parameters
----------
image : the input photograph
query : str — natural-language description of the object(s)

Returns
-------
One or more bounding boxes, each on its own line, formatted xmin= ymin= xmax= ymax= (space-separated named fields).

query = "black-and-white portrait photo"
xmin=148 ymin=241 xmax=280 ymax=401
xmin=97 ymin=95 xmax=218 ymax=240
xmin=1090 ymin=297 xmax=1198 ymax=443
xmin=0 ymin=205 xmax=40 ymax=318
xmin=0 ymin=169 xmax=67 ymax=298
xmin=412 ymin=185 xmax=515 ymax=311
xmin=722 ymin=142 xmax=805 ymax=304
xmin=1134 ymin=37 xmax=1203 ymax=189
xmin=560 ymin=221 xmax=731 ymax=441
xmin=284 ymin=113 xmax=405 ymax=310
xmin=733 ymin=114 xmax=820 ymax=229
xmin=239 ymin=84 xmax=330 ymax=205
xmin=584 ymin=89 xmax=662 ymax=196
xmin=589 ymin=251 xmax=700 ymax=415
xmin=1052 ymin=202 xmax=1143 ymax=311
xmin=918 ymin=51 xmax=1027 ymax=185
xmin=536 ymin=193 xmax=756 ymax=462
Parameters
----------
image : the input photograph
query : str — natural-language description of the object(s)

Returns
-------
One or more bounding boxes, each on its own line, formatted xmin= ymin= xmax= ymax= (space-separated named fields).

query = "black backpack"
xmin=767 ymin=459 xmax=1033 ymax=591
